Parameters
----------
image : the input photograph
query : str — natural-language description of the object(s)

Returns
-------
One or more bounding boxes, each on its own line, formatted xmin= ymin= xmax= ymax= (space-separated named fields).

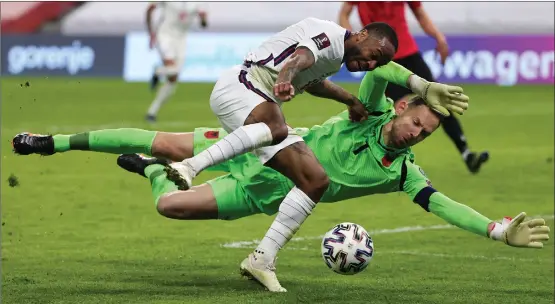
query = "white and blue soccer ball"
xmin=321 ymin=222 xmax=374 ymax=275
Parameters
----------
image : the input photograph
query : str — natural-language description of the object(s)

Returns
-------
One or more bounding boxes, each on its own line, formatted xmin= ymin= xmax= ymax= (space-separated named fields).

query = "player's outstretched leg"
xmin=12 ymin=129 xmax=156 ymax=157
xmin=11 ymin=129 xmax=198 ymax=164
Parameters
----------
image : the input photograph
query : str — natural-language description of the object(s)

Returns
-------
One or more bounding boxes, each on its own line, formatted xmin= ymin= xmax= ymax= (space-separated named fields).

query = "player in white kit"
xmin=166 ymin=18 xmax=399 ymax=291
xmin=145 ymin=1 xmax=208 ymax=122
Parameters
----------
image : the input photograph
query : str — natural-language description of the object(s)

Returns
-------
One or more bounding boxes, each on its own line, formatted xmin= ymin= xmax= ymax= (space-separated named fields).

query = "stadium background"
xmin=1 ymin=2 xmax=554 ymax=304
xmin=1 ymin=2 xmax=553 ymax=84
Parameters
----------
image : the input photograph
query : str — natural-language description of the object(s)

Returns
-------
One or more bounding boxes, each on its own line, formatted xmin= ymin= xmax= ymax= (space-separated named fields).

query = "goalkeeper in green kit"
xmin=12 ymin=62 xmax=550 ymax=293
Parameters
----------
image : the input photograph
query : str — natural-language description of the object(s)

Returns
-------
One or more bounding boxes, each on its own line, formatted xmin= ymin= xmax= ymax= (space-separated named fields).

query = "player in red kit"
xmin=339 ymin=1 xmax=489 ymax=174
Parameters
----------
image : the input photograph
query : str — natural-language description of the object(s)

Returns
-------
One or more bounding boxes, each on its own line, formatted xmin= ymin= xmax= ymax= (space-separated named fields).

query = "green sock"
xmin=145 ymin=164 xmax=178 ymax=206
xmin=52 ymin=128 xmax=157 ymax=155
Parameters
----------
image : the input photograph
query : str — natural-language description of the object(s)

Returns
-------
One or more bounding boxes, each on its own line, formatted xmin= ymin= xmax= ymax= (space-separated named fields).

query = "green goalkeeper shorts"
xmin=193 ymin=127 xmax=294 ymax=221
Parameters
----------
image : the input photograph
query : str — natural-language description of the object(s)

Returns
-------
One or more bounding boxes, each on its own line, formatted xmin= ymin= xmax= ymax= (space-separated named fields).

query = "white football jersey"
xmin=154 ymin=2 xmax=205 ymax=37
xmin=246 ymin=18 xmax=348 ymax=99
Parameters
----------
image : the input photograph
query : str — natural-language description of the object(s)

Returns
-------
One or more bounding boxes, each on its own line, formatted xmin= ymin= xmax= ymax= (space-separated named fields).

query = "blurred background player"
xmin=145 ymin=1 xmax=208 ymax=123
xmin=339 ymin=1 xmax=489 ymax=174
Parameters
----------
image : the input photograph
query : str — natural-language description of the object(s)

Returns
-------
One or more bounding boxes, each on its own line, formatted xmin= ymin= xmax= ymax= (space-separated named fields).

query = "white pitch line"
xmin=221 ymin=224 xmax=454 ymax=249
xmin=220 ymin=214 xmax=554 ymax=249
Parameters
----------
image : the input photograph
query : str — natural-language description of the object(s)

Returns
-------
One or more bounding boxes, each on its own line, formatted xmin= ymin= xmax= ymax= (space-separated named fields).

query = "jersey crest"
xmin=381 ymin=156 xmax=393 ymax=167
xmin=204 ymin=130 xmax=220 ymax=139
xmin=311 ymin=33 xmax=331 ymax=50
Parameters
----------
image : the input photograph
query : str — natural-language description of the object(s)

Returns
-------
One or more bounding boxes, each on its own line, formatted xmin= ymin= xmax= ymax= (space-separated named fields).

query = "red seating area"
xmin=1 ymin=2 xmax=81 ymax=33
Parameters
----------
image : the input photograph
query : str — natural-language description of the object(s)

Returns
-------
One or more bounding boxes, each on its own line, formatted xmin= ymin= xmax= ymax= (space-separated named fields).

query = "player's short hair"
xmin=363 ymin=22 xmax=399 ymax=52
xmin=407 ymin=96 xmax=445 ymax=123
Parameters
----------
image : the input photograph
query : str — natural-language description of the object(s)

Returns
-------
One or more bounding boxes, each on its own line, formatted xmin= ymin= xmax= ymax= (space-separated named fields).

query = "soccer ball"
xmin=321 ymin=222 xmax=374 ymax=275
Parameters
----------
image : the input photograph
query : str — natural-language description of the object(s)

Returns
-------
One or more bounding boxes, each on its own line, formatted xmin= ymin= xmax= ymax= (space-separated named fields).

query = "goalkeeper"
xmin=13 ymin=62 xmax=550 ymax=292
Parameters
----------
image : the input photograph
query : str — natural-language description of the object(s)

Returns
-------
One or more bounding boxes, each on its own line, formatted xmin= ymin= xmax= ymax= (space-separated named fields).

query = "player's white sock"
xmin=255 ymin=187 xmax=316 ymax=262
xmin=147 ymin=82 xmax=176 ymax=117
xmin=186 ymin=123 xmax=273 ymax=175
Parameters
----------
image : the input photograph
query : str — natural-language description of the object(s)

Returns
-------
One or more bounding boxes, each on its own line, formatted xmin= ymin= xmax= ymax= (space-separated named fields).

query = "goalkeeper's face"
xmin=390 ymin=104 xmax=441 ymax=149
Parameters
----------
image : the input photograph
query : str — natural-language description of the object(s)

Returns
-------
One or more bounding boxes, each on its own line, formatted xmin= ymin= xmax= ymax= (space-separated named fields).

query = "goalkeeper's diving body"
xmin=12 ymin=63 xmax=550 ymax=293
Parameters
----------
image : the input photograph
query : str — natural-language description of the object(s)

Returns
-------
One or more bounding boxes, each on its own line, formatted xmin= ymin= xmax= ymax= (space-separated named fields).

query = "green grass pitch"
xmin=1 ymin=77 xmax=553 ymax=304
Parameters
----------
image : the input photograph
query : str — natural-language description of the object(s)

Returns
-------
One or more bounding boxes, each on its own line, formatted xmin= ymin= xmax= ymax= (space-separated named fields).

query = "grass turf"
xmin=1 ymin=78 xmax=553 ymax=303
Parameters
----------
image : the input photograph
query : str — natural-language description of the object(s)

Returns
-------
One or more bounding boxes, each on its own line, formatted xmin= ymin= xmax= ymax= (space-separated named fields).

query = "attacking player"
xmin=17 ymin=62 xmax=478 ymax=293
xmin=155 ymin=17 xmax=394 ymax=288
xmin=145 ymin=1 xmax=208 ymax=123
xmin=339 ymin=1 xmax=489 ymax=173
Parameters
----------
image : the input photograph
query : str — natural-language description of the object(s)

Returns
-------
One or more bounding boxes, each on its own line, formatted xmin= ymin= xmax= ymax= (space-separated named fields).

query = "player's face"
xmin=390 ymin=105 xmax=441 ymax=149
xmin=345 ymin=35 xmax=396 ymax=72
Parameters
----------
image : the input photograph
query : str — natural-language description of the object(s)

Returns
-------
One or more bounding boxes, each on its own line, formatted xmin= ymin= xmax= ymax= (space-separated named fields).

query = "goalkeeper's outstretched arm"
xmin=403 ymin=162 xmax=549 ymax=248
xmin=413 ymin=189 xmax=550 ymax=248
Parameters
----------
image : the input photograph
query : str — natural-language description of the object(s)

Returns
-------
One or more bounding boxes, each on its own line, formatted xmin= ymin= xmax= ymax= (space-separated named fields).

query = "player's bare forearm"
xmin=305 ymin=79 xmax=357 ymax=106
xmin=276 ymin=47 xmax=315 ymax=84
xmin=146 ymin=4 xmax=156 ymax=33
xmin=338 ymin=2 xmax=354 ymax=30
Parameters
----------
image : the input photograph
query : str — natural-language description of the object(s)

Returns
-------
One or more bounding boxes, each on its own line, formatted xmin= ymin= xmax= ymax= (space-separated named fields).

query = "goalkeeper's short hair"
xmin=407 ymin=95 xmax=446 ymax=123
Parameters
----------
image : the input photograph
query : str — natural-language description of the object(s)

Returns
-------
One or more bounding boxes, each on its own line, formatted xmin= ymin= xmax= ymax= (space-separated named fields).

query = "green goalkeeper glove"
xmin=408 ymin=75 xmax=470 ymax=116
xmin=489 ymin=212 xmax=551 ymax=248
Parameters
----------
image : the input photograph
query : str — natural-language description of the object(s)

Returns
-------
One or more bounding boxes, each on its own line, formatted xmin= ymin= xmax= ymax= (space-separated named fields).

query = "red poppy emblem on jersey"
xmin=381 ymin=156 xmax=393 ymax=167
xmin=204 ymin=130 xmax=219 ymax=139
